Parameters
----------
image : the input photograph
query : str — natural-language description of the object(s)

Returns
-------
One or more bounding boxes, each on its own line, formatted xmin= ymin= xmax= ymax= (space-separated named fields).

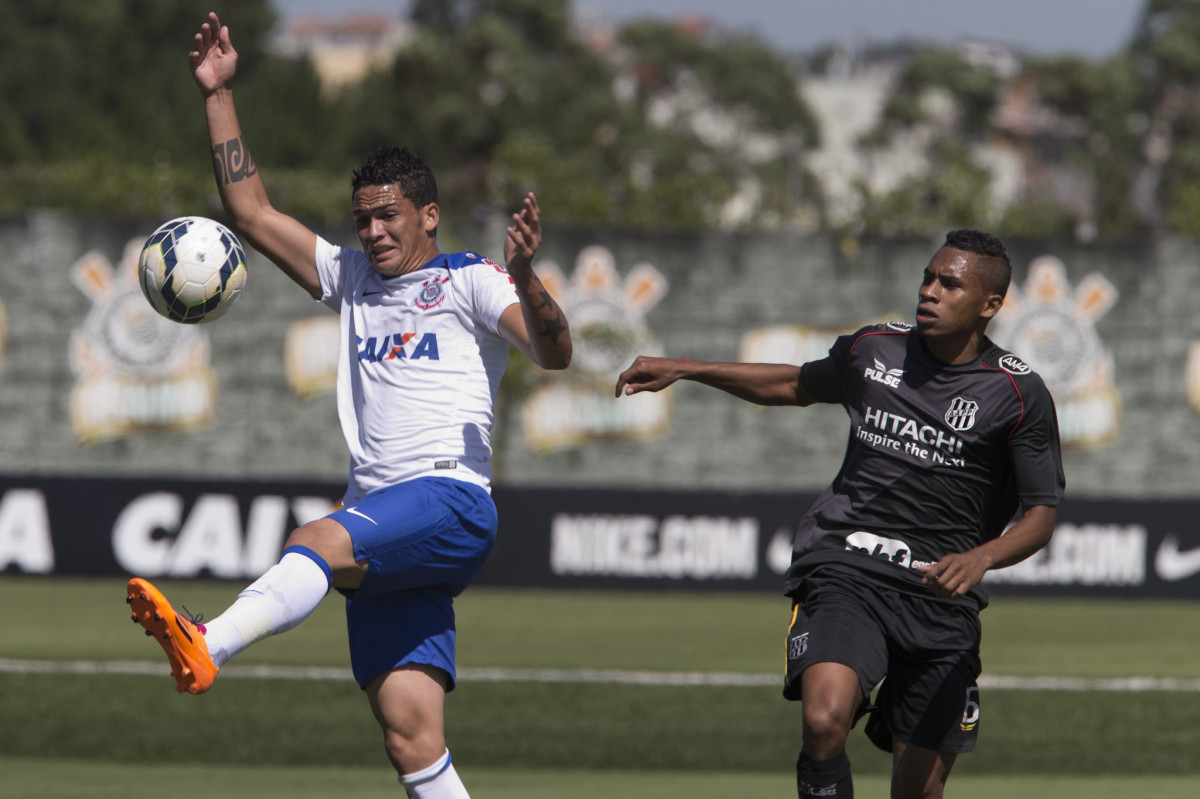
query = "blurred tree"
xmin=1022 ymin=54 xmax=1144 ymax=237
xmin=859 ymin=135 xmax=993 ymax=236
xmin=1129 ymin=0 xmax=1200 ymax=234
xmin=879 ymin=46 xmax=999 ymax=139
xmin=616 ymin=19 xmax=820 ymax=228
xmin=0 ymin=0 xmax=339 ymax=218
xmin=0 ymin=0 xmax=1180 ymax=241
xmin=0 ymin=0 xmax=277 ymax=167
xmin=857 ymin=45 xmax=1002 ymax=237
xmin=411 ymin=0 xmax=573 ymax=50
xmin=341 ymin=1 xmax=816 ymax=229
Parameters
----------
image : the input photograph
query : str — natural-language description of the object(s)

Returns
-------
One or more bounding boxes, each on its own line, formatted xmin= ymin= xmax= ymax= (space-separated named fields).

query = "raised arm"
xmin=497 ymin=193 xmax=572 ymax=370
xmin=190 ymin=13 xmax=320 ymax=298
xmin=615 ymin=356 xmax=814 ymax=406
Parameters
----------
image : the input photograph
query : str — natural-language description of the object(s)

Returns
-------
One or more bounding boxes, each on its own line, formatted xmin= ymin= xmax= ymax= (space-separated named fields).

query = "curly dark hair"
xmin=943 ymin=228 xmax=1011 ymax=297
xmin=351 ymin=145 xmax=438 ymax=209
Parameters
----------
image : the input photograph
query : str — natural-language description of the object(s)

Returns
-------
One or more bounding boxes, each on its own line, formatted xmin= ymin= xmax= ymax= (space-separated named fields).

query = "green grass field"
xmin=1 ymin=576 xmax=1198 ymax=798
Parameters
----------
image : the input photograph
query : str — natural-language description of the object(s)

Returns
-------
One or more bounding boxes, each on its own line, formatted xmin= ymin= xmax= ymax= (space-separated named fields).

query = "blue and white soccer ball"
xmin=138 ymin=216 xmax=247 ymax=324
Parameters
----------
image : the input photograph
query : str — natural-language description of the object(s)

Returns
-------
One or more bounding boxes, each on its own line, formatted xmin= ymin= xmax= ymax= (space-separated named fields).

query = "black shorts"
xmin=783 ymin=566 xmax=983 ymax=754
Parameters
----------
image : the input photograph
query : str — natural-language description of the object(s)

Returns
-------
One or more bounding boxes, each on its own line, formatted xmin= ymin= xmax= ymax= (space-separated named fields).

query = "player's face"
xmin=352 ymin=184 xmax=439 ymax=276
xmin=915 ymin=247 xmax=998 ymax=339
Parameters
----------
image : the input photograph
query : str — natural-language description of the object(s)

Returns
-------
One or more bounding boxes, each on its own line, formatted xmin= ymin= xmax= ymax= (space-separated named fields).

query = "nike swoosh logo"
xmin=1154 ymin=534 xmax=1200 ymax=581
xmin=345 ymin=507 xmax=378 ymax=525
xmin=767 ymin=529 xmax=793 ymax=575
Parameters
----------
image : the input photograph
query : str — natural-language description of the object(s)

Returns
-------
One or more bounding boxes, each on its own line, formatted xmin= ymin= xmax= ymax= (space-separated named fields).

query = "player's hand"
xmin=615 ymin=355 xmax=690 ymax=397
xmin=189 ymin=12 xmax=238 ymax=96
xmin=504 ymin=192 xmax=541 ymax=280
xmin=915 ymin=551 xmax=990 ymax=599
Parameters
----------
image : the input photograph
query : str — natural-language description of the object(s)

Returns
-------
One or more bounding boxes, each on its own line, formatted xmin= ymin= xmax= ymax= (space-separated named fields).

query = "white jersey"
xmin=315 ymin=237 xmax=519 ymax=503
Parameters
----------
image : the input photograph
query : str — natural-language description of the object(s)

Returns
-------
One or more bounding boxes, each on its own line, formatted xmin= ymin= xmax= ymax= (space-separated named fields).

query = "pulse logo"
xmin=357 ymin=332 xmax=440 ymax=362
xmin=865 ymin=358 xmax=904 ymax=388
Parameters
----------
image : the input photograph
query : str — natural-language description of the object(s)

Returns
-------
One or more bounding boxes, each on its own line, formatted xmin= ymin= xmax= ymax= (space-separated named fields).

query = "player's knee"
xmin=801 ymin=702 xmax=853 ymax=753
xmin=381 ymin=725 xmax=447 ymax=775
xmin=284 ymin=521 xmax=329 ymax=552
xmin=283 ymin=519 xmax=358 ymax=578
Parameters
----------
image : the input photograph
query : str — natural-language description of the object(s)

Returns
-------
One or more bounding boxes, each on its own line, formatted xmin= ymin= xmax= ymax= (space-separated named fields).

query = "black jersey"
xmin=784 ymin=322 xmax=1065 ymax=607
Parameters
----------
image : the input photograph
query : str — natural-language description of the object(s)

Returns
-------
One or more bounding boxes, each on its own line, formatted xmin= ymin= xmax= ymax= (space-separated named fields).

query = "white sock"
xmin=202 ymin=550 xmax=331 ymax=668
xmin=399 ymin=749 xmax=469 ymax=798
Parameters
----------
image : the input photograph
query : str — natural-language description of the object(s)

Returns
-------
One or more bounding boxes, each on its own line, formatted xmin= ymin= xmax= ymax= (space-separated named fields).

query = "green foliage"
xmin=3 ymin=0 xmax=1200 ymax=239
xmin=1023 ymin=54 xmax=1146 ymax=237
xmin=0 ymin=0 xmax=276 ymax=167
xmin=1124 ymin=0 xmax=1200 ymax=233
xmin=0 ymin=0 xmax=351 ymax=220
xmin=619 ymin=21 xmax=818 ymax=142
xmin=880 ymin=46 xmax=999 ymax=137
xmin=1165 ymin=141 xmax=1200 ymax=235
xmin=997 ymin=195 xmax=1079 ymax=239
xmin=411 ymin=0 xmax=573 ymax=49
xmin=859 ymin=136 xmax=993 ymax=236
xmin=1131 ymin=0 xmax=1200 ymax=89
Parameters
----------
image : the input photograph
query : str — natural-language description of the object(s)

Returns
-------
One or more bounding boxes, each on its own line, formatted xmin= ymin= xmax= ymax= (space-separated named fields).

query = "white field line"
xmin=1 ymin=658 xmax=1199 ymax=692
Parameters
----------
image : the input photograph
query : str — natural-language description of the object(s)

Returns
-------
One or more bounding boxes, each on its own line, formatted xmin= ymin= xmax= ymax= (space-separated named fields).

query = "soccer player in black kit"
xmin=615 ymin=229 xmax=1065 ymax=799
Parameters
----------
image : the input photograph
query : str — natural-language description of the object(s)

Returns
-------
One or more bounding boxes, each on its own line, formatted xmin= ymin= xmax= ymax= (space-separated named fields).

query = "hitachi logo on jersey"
xmin=357 ymin=332 xmax=440 ymax=362
xmin=862 ymin=406 xmax=964 ymax=454
xmin=864 ymin=358 xmax=904 ymax=388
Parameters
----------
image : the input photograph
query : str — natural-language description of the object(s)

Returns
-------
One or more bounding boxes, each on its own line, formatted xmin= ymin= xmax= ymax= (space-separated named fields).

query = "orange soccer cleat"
xmin=126 ymin=578 xmax=219 ymax=695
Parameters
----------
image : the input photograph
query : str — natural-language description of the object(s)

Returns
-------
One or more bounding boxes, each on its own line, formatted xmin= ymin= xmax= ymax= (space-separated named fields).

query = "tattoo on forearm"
xmin=211 ymin=137 xmax=257 ymax=185
xmin=532 ymin=289 xmax=568 ymax=345
xmin=539 ymin=315 xmax=568 ymax=345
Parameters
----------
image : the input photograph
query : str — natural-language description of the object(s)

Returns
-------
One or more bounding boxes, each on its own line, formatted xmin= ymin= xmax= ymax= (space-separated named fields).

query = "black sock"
xmin=796 ymin=751 xmax=853 ymax=798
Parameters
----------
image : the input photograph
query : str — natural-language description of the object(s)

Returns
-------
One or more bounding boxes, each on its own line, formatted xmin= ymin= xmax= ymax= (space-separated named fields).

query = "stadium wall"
xmin=0 ymin=212 xmax=1198 ymax=594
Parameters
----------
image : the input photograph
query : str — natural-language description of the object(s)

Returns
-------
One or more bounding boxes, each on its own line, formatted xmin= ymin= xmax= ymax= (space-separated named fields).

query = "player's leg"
xmin=339 ymin=477 xmax=496 ymax=792
xmin=196 ymin=517 xmax=357 ymax=666
xmin=890 ymin=740 xmax=956 ymax=799
xmin=784 ymin=570 xmax=889 ymax=799
xmin=366 ymin=665 xmax=470 ymax=798
xmin=799 ymin=661 xmax=862 ymax=758
xmin=873 ymin=593 xmax=982 ymax=799
xmin=796 ymin=661 xmax=862 ymax=797
xmin=128 ymin=517 xmax=351 ymax=694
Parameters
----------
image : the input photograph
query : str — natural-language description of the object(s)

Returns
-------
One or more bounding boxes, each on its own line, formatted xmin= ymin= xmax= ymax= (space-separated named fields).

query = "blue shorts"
xmin=328 ymin=477 xmax=497 ymax=690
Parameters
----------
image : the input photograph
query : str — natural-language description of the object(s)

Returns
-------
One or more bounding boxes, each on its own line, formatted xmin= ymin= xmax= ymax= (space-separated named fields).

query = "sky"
xmin=271 ymin=0 xmax=1148 ymax=60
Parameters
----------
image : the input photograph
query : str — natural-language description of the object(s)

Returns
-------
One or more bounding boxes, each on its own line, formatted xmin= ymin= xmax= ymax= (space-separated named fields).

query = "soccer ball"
xmin=138 ymin=216 xmax=247 ymax=324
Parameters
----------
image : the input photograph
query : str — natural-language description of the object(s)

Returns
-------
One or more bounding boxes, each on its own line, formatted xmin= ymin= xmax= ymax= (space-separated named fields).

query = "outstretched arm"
xmin=615 ymin=356 xmax=814 ymax=406
xmin=190 ymin=13 xmax=320 ymax=297
xmin=497 ymin=193 xmax=572 ymax=370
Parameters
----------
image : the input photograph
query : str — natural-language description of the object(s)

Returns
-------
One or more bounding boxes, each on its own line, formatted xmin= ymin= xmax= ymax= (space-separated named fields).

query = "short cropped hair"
xmin=944 ymin=229 xmax=1011 ymax=298
xmin=351 ymin=145 xmax=438 ymax=209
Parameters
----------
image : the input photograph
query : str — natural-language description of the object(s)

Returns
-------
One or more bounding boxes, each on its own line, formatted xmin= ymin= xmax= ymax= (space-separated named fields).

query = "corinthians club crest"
xmin=520 ymin=245 xmax=671 ymax=452
xmin=69 ymin=239 xmax=219 ymax=443
xmin=989 ymin=256 xmax=1119 ymax=449
xmin=415 ymin=274 xmax=450 ymax=310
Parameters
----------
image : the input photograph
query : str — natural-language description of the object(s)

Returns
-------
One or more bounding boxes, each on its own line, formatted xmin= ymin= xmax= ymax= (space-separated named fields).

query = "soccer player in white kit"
xmin=126 ymin=14 xmax=572 ymax=798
